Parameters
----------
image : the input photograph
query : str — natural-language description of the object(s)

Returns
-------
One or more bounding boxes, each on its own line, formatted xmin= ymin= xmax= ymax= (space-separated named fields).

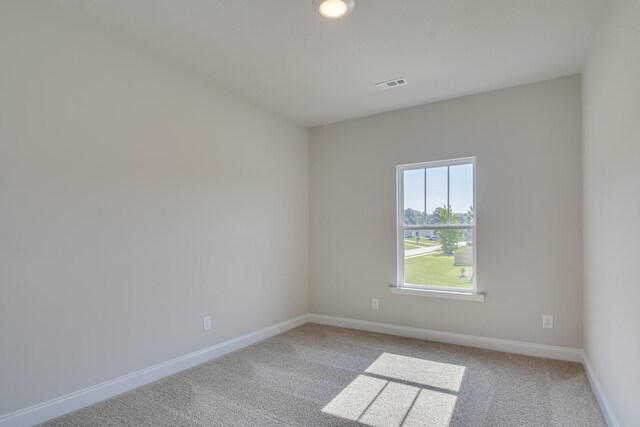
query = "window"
xmin=396 ymin=157 xmax=476 ymax=293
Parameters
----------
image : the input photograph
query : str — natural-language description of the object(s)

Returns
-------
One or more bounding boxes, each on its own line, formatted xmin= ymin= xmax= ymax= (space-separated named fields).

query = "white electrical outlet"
xmin=203 ymin=315 xmax=212 ymax=331
xmin=542 ymin=314 xmax=554 ymax=329
xmin=372 ymin=298 xmax=379 ymax=310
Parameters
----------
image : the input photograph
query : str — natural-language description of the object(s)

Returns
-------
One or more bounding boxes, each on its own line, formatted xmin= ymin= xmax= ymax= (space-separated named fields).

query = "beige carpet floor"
xmin=41 ymin=324 xmax=605 ymax=426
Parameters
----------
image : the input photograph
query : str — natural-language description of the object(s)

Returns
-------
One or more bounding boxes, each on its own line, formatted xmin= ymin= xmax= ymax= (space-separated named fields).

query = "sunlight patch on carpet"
xmin=322 ymin=353 xmax=464 ymax=426
xmin=322 ymin=375 xmax=388 ymax=421
xmin=365 ymin=352 xmax=465 ymax=392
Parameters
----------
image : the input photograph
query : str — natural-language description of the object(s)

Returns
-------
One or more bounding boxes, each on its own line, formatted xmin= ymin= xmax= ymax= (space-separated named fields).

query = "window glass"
xmin=403 ymin=169 xmax=425 ymax=225
xmin=426 ymin=167 xmax=448 ymax=224
xmin=449 ymin=164 xmax=474 ymax=224
xmin=404 ymin=229 xmax=474 ymax=289
xmin=398 ymin=158 xmax=476 ymax=291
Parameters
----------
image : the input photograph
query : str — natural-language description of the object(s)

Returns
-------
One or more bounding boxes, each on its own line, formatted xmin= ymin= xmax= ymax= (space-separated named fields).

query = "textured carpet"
xmin=40 ymin=324 xmax=605 ymax=426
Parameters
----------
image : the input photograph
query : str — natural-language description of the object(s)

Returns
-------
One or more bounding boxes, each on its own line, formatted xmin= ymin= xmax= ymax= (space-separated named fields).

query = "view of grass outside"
xmin=405 ymin=244 xmax=473 ymax=289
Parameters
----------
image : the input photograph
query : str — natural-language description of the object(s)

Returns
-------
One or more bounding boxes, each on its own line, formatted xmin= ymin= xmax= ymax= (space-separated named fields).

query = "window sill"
xmin=389 ymin=286 xmax=485 ymax=302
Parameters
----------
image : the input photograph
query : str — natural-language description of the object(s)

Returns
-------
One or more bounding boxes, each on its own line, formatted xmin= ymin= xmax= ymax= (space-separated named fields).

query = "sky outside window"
xmin=404 ymin=164 xmax=473 ymax=221
xmin=403 ymin=168 xmax=425 ymax=215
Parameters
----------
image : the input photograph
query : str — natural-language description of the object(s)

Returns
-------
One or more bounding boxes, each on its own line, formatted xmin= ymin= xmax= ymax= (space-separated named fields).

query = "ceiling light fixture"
xmin=312 ymin=0 xmax=354 ymax=19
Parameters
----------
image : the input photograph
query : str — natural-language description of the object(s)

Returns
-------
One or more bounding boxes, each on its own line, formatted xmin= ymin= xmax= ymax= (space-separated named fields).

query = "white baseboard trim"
xmin=582 ymin=353 xmax=620 ymax=427
xmin=308 ymin=314 xmax=584 ymax=362
xmin=2 ymin=313 xmax=619 ymax=427
xmin=0 ymin=314 xmax=310 ymax=427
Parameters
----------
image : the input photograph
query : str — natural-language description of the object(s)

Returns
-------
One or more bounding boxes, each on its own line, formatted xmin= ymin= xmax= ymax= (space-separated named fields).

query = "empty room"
xmin=1 ymin=0 xmax=638 ymax=426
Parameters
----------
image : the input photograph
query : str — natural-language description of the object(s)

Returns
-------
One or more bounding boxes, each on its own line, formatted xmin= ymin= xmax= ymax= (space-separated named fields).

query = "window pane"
xmin=404 ymin=228 xmax=473 ymax=289
xmin=403 ymin=169 xmax=425 ymax=225
xmin=449 ymin=164 xmax=474 ymax=224
xmin=426 ymin=167 xmax=448 ymax=224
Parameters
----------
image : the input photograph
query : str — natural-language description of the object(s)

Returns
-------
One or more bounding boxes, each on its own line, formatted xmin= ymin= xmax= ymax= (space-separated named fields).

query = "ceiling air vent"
xmin=375 ymin=77 xmax=408 ymax=91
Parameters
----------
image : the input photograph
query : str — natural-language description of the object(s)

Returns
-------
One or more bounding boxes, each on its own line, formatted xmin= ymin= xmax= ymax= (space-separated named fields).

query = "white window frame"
xmin=396 ymin=157 xmax=479 ymax=297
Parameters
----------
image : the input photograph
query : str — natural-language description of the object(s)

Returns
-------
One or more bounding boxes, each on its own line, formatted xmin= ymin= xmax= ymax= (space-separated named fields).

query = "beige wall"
xmin=582 ymin=0 xmax=640 ymax=424
xmin=0 ymin=1 xmax=308 ymax=415
xmin=310 ymin=76 xmax=583 ymax=348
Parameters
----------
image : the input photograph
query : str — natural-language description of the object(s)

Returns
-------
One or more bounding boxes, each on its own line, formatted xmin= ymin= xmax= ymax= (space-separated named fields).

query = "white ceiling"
xmin=56 ymin=0 xmax=608 ymax=127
